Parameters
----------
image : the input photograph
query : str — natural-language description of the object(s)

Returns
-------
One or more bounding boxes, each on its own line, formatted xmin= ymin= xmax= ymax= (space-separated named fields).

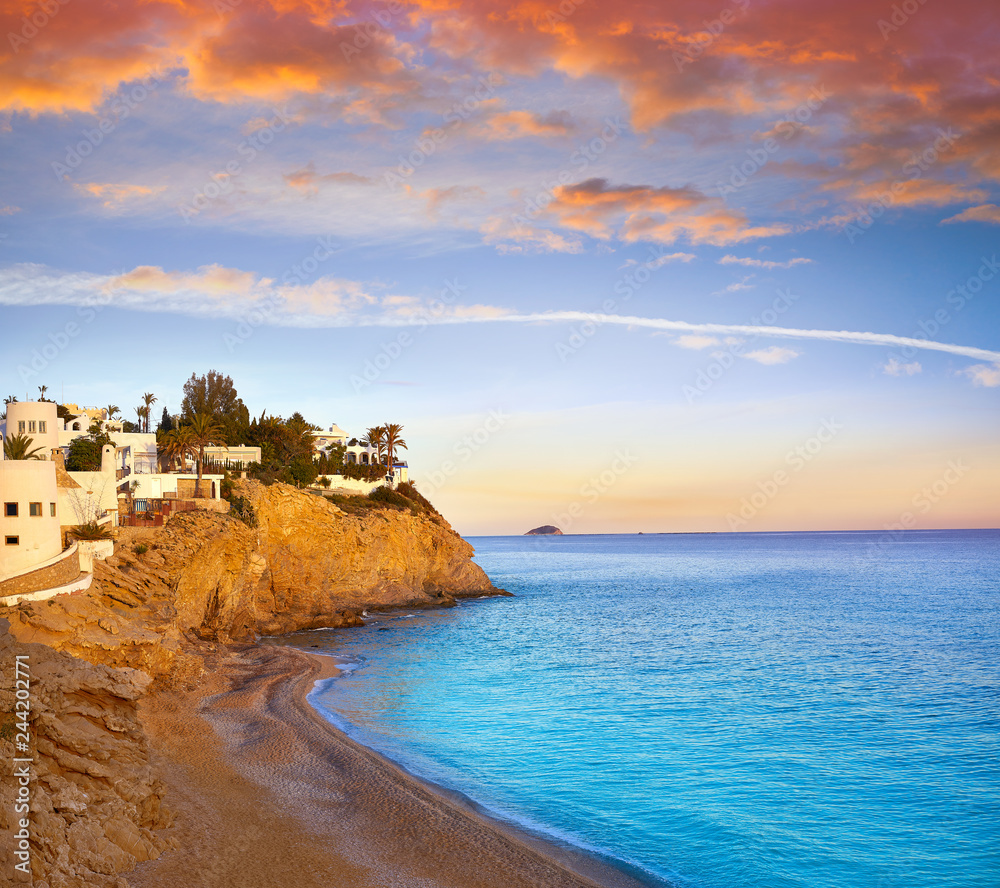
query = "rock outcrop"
xmin=525 ymin=525 xmax=563 ymax=535
xmin=0 ymin=483 xmax=506 ymax=886
xmin=0 ymin=619 xmax=174 ymax=887
xmin=4 ymin=481 xmax=504 ymax=676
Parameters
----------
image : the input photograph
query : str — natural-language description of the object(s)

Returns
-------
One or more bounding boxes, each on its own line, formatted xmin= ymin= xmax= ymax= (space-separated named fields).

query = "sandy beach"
xmin=127 ymin=644 xmax=651 ymax=888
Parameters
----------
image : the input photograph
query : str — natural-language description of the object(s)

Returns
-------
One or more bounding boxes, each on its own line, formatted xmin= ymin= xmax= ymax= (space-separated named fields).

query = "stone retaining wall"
xmin=0 ymin=546 xmax=81 ymax=599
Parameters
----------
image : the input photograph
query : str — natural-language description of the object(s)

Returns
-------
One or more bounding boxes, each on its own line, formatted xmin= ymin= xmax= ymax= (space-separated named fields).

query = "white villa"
xmin=312 ymin=422 xmax=409 ymax=474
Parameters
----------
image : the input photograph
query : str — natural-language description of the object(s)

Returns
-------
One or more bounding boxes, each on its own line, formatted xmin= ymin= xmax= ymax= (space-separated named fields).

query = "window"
xmin=50 ymin=503 xmax=56 ymax=517
xmin=29 ymin=502 xmax=42 ymax=517
xmin=72 ymin=422 xmax=81 ymax=431
xmin=4 ymin=536 xmax=18 ymax=546
xmin=28 ymin=420 xmax=36 ymax=433
xmin=39 ymin=421 xmax=46 ymax=433
xmin=4 ymin=502 xmax=17 ymax=517
xmin=17 ymin=420 xmax=25 ymax=433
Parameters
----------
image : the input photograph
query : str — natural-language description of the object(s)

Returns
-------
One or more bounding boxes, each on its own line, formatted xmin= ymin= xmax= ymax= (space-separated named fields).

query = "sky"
xmin=0 ymin=0 xmax=998 ymax=535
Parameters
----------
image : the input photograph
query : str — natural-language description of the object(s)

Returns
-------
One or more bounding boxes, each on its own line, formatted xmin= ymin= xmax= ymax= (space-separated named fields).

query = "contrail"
xmin=437 ymin=311 xmax=1000 ymax=363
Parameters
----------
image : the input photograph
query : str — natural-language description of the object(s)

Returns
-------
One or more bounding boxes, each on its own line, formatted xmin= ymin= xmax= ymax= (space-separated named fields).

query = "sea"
xmin=275 ymin=530 xmax=1000 ymax=888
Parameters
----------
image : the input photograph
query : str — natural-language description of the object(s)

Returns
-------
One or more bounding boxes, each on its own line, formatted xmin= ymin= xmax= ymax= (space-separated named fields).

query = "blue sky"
xmin=1 ymin=0 xmax=998 ymax=534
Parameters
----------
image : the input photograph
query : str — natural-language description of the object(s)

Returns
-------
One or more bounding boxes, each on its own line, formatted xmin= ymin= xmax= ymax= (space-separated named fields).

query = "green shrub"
xmin=367 ymin=486 xmax=411 ymax=510
xmin=230 ymin=496 xmax=257 ymax=527
xmin=68 ymin=522 xmax=113 ymax=541
xmin=396 ymin=481 xmax=438 ymax=514
xmin=134 ymin=543 xmax=148 ymax=555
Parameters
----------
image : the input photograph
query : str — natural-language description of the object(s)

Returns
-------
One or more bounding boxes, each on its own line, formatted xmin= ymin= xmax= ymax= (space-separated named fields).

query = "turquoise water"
xmin=280 ymin=530 xmax=1000 ymax=888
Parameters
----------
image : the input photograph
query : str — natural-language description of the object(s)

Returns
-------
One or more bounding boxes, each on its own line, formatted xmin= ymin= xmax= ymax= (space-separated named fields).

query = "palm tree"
xmin=37 ymin=385 xmax=48 ymax=400
xmin=158 ymin=427 xmax=196 ymax=472
xmin=4 ymin=396 xmax=17 ymax=405
xmin=382 ymin=423 xmax=407 ymax=485
xmin=187 ymin=413 xmax=224 ymax=490
xmin=142 ymin=393 xmax=157 ymax=433
xmin=106 ymin=405 xmax=120 ymax=421
xmin=363 ymin=425 xmax=386 ymax=465
xmin=3 ymin=432 xmax=45 ymax=460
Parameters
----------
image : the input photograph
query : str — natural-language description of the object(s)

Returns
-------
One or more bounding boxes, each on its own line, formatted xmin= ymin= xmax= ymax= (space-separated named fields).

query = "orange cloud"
xmin=475 ymin=109 xmax=575 ymax=140
xmin=73 ymin=182 xmax=165 ymax=210
xmin=942 ymin=204 xmax=1000 ymax=226
xmin=107 ymin=264 xmax=269 ymax=298
xmin=2 ymin=0 xmax=996 ymax=231
xmin=283 ymin=163 xmax=375 ymax=194
xmin=545 ymin=178 xmax=789 ymax=246
xmin=0 ymin=0 xmax=416 ymax=116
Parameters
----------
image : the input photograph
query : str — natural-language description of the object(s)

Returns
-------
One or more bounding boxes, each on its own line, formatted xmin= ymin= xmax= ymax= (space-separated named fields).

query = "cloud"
xmin=480 ymin=215 xmax=584 ymax=254
xmin=942 ymin=204 xmax=1000 ymax=226
xmin=475 ymin=109 xmax=576 ymax=140
xmin=619 ymin=252 xmax=695 ymax=270
xmin=283 ymin=164 xmax=375 ymax=195
xmin=962 ymin=363 xmax=1000 ymax=387
xmin=4 ymin=264 xmax=1000 ymax=374
xmin=0 ymin=205 xmax=19 ymax=215
xmin=648 ymin=251 xmax=696 ymax=267
xmin=714 ymin=276 xmax=754 ymax=294
xmin=882 ymin=357 xmax=922 ymax=377
xmin=743 ymin=346 xmax=800 ymax=365
xmin=545 ymin=177 xmax=790 ymax=246
xmin=475 ymin=311 xmax=1000 ymax=364
xmin=3 ymin=0 xmax=997 ymax=245
xmin=73 ymin=182 xmax=166 ymax=210
xmin=719 ymin=255 xmax=812 ymax=269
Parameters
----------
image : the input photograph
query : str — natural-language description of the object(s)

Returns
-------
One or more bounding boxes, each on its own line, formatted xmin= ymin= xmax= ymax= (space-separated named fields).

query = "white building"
xmin=202 ymin=445 xmax=261 ymax=468
xmin=0 ymin=458 xmax=62 ymax=580
xmin=313 ymin=423 xmax=349 ymax=455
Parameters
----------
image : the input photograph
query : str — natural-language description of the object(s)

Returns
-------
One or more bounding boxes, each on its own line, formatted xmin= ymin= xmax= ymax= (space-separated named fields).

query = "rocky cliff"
xmin=0 ymin=482 xmax=505 ymax=886
xmin=0 ymin=619 xmax=175 ymax=887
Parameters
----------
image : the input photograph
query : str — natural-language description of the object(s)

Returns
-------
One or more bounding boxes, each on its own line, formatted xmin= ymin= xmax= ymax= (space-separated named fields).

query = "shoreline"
xmin=127 ymin=643 xmax=655 ymax=888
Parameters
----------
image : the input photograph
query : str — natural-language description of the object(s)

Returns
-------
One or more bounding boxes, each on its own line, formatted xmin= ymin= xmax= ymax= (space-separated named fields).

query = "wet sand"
xmin=128 ymin=644 xmax=653 ymax=888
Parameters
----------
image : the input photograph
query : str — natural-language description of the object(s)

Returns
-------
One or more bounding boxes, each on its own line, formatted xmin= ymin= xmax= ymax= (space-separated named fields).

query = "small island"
xmin=524 ymin=525 xmax=563 ymax=535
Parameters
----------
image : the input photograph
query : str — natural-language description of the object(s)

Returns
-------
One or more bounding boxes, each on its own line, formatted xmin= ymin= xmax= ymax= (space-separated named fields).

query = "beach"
xmin=127 ymin=643 xmax=649 ymax=888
